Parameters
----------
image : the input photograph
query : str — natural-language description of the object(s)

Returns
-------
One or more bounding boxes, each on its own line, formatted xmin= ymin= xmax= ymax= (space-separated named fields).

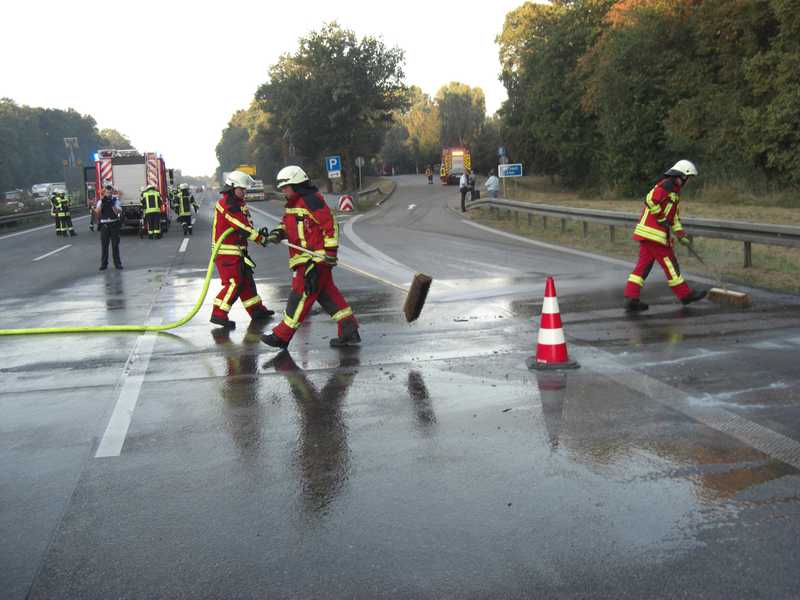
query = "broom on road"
xmin=679 ymin=238 xmax=752 ymax=307
xmin=282 ymin=241 xmax=432 ymax=322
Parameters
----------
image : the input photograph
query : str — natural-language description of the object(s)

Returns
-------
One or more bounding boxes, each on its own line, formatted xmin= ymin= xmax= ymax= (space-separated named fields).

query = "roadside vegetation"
xmin=466 ymin=175 xmax=800 ymax=293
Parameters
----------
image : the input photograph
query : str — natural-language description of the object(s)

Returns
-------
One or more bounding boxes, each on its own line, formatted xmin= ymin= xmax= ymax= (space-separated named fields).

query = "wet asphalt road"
xmin=2 ymin=178 xmax=800 ymax=599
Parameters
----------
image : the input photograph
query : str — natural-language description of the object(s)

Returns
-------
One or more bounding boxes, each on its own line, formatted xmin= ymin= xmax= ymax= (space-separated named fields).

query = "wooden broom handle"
xmin=282 ymin=240 xmax=409 ymax=293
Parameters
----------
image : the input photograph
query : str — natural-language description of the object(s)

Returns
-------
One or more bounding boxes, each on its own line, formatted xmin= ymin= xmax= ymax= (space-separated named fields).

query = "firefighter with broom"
xmin=261 ymin=166 xmax=361 ymax=350
xmin=624 ymin=160 xmax=707 ymax=312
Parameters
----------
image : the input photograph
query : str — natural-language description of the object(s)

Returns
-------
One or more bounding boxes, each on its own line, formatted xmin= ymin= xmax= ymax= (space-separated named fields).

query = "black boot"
xmin=261 ymin=333 xmax=289 ymax=350
xmin=330 ymin=329 xmax=361 ymax=347
xmin=625 ymin=298 xmax=649 ymax=312
xmin=210 ymin=315 xmax=236 ymax=329
xmin=250 ymin=307 xmax=275 ymax=321
xmin=681 ymin=289 xmax=707 ymax=306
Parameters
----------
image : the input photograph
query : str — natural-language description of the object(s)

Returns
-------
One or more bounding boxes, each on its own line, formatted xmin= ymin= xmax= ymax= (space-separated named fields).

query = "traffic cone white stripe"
xmin=537 ymin=327 xmax=565 ymax=345
xmin=542 ymin=297 xmax=560 ymax=314
xmin=528 ymin=275 xmax=579 ymax=370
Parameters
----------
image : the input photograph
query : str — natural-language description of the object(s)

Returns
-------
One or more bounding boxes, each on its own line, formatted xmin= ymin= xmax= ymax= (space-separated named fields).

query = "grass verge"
xmin=466 ymin=206 xmax=800 ymax=294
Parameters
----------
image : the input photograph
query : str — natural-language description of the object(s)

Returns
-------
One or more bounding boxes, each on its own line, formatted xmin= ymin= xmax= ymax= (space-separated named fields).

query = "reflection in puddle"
xmin=266 ymin=348 xmax=360 ymax=518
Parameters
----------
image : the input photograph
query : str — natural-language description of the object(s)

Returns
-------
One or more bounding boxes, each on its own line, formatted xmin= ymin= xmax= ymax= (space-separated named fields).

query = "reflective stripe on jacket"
xmin=632 ymin=176 xmax=684 ymax=246
xmin=212 ymin=192 xmax=259 ymax=257
xmin=278 ymin=189 xmax=338 ymax=269
xmin=142 ymin=190 xmax=161 ymax=214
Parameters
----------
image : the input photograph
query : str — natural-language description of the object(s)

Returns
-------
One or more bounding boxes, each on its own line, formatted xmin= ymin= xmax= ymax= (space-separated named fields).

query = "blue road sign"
xmin=325 ymin=155 xmax=342 ymax=173
xmin=498 ymin=163 xmax=523 ymax=178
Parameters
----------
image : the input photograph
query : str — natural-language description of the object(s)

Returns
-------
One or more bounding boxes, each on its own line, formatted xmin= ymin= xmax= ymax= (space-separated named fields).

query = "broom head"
xmin=707 ymin=287 xmax=752 ymax=307
xmin=403 ymin=273 xmax=433 ymax=322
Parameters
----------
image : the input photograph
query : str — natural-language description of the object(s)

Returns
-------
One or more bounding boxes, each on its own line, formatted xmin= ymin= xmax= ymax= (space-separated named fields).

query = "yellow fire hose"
xmin=0 ymin=227 xmax=236 ymax=336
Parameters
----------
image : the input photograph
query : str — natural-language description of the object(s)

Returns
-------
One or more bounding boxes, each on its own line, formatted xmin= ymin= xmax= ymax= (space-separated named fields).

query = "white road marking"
xmin=95 ymin=327 xmax=161 ymax=458
xmin=0 ymin=215 xmax=89 ymax=242
xmin=577 ymin=346 xmax=800 ymax=470
xmin=408 ymin=204 xmax=416 ymax=210
xmin=179 ymin=238 xmax=190 ymax=253
xmin=343 ymin=214 xmax=408 ymax=269
xmin=95 ymin=256 xmax=175 ymax=457
xmin=32 ymin=244 xmax=71 ymax=262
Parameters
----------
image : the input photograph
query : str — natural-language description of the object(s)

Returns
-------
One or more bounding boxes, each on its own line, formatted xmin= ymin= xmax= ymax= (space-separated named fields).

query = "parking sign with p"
xmin=326 ymin=155 xmax=342 ymax=179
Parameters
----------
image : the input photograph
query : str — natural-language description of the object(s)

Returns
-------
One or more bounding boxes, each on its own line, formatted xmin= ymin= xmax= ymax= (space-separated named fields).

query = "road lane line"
xmin=463 ymin=220 xmax=718 ymax=287
xmin=32 ymin=244 xmax=71 ymax=262
xmin=179 ymin=238 xmax=190 ymax=253
xmin=0 ymin=215 xmax=89 ymax=242
xmin=577 ymin=346 xmax=800 ymax=470
xmin=343 ymin=214 xmax=407 ymax=269
xmin=95 ymin=328 xmax=161 ymax=458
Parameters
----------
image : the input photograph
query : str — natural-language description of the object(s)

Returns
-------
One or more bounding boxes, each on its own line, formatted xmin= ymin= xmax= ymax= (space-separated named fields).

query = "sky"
xmin=1 ymin=0 xmax=526 ymax=176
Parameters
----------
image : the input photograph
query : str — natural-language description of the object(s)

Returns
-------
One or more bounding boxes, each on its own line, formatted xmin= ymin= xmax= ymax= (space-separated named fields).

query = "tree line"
xmin=498 ymin=0 xmax=800 ymax=194
xmin=215 ymin=22 xmax=492 ymax=188
xmin=0 ymin=98 xmax=133 ymax=194
xmin=221 ymin=1 xmax=799 ymax=195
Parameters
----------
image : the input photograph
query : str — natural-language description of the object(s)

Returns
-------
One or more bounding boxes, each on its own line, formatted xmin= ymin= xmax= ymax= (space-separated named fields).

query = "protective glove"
xmin=676 ymin=235 xmax=691 ymax=247
xmin=267 ymin=228 xmax=286 ymax=245
xmin=304 ymin=264 xmax=320 ymax=295
xmin=323 ymin=253 xmax=338 ymax=267
xmin=254 ymin=229 xmax=269 ymax=247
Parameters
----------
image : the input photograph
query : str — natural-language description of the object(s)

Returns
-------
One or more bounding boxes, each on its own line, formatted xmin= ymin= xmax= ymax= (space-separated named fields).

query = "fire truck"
xmin=92 ymin=149 xmax=171 ymax=231
xmin=440 ymin=147 xmax=471 ymax=185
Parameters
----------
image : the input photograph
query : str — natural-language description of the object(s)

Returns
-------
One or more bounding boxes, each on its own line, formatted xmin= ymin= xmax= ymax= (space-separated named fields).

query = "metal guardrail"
xmin=0 ymin=209 xmax=51 ymax=226
xmin=469 ymin=197 xmax=800 ymax=268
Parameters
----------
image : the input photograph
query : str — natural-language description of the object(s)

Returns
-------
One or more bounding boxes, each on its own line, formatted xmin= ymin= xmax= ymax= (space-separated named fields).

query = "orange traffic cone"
xmin=526 ymin=276 xmax=579 ymax=370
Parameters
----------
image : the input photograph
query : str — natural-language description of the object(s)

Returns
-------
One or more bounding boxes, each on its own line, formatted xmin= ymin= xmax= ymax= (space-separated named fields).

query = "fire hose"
xmin=0 ymin=227 xmax=236 ymax=336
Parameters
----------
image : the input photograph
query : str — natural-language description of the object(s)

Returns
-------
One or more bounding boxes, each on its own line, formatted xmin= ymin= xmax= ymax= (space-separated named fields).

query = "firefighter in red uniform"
xmin=210 ymin=170 xmax=274 ymax=329
xmin=261 ymin=165 xmax=360 ymax=350
xmin=624 ymin=160 xmax=707 ymax=311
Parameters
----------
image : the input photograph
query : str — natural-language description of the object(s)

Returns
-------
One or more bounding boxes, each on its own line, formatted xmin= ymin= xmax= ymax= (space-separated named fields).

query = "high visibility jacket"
xmin=275 ymin=188 xmax=338 ymax=269
xmin=60 ymin=195 xmax=72 ymax=215
xmin=176 ymin=189 xmax=198 ymax=216
xmin=141 ymin=190 xmax=161 ymax=214
xmin=632 ymin=176 xmax=684 ymax=246
xmin=212 ymin=191 xmax=262 ymax=258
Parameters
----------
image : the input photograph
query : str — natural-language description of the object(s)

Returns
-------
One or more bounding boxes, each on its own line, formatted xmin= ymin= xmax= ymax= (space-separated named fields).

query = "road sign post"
xmin=499 ymin=163 xmax=522 ymax=199
xmin=355 ymin=156 xmax=365 ymax=190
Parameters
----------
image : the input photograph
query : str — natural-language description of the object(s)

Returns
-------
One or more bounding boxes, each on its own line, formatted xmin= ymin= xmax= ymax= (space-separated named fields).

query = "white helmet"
xmin=179 ymin=183 xmax=189 ymax=190
xmin=665 ymin=160 xmax=698 ymax=178
xmin=224 ymin=170 xmax=255 ymax=189
xmin=276 ymin=165 xmax=309 ymax=189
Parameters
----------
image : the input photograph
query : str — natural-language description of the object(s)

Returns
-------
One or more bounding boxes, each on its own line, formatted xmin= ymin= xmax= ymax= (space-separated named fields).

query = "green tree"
xmin=0 ymin=98 xmax=129 ymax=191
xmin=471 ymin=117 xmax=503 ymax=174
xmin=435 ymin=82 xmax=485 ymax=148
xmin=400 ymin=86 xmax=441 ymax=170
xmin=741 ymin=0 xmax=800 ymax=185
xmin=256 ymin=22 xmax=408 ymax=187
xmin=498 ymin=1 xmax=609 ymax=184
xmin=99 ymin=128 xmax=134 ymax=149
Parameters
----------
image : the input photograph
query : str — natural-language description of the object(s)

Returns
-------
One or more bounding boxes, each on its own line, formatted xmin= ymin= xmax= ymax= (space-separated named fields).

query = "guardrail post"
xmin=515 ymin=211 xmax=519 ymax=227
xmin=527 ymin=213 xmax=532 ymax=227
xmin=560 ymin=218 xmax=566 ymax=233
xmin=582 ymin=221 xmax=588 ymax=239
xmin=609 ymin=225 xmax=615 ymax=242
xmin=744 ymin=241 xmax=752 ymax=268
xmin=543 ymin=216 xmax=547 ymax=229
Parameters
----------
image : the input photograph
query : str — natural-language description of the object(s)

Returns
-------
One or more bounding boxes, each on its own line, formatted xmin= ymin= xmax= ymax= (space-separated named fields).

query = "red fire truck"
xmin=93 ymin=149 xmax=171 ymax=231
